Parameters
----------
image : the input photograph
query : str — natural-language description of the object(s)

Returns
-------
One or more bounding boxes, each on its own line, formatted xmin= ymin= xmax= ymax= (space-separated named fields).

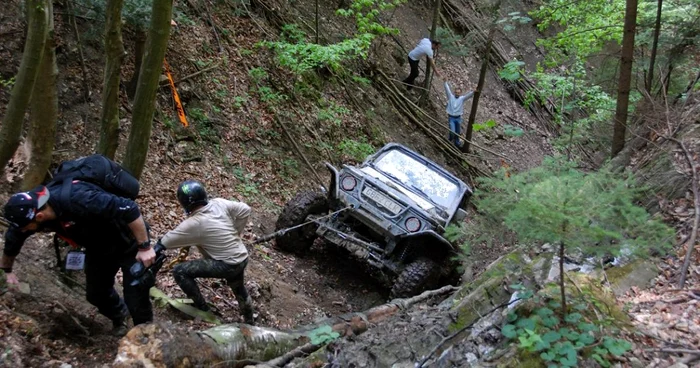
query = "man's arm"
xmin=1 ymin=227 xmax=33 ymax=285
xmin=444 ymin=82 xmax=453 ymax=99
xmin=160 ymin=218 xmax=202 ymax=249
xmin=430 ymin=58 xmax=441 ymax=78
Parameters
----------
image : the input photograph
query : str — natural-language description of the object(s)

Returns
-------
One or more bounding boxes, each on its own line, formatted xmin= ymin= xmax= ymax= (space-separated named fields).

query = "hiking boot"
xmin=194 ymin=302 xmax=211 ymax=313
xmin=111 ymin=317 xmax=129 ymax=337
xmin=239 ymin=296 xmax=255 ymax=325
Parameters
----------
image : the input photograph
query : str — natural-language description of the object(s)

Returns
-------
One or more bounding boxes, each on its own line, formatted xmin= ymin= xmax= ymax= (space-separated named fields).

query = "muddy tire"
xmin=390 ymin=258 xmax=441 ymax=298
xmin=274 ymin=191 xmax=329 ymax=253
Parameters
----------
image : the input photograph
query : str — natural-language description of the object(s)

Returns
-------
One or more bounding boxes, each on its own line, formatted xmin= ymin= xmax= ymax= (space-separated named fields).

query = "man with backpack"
xmin=0 ymin=155 xmax=155 ymax=336
xmin=158 ymin=180 xmax=255 ymax=325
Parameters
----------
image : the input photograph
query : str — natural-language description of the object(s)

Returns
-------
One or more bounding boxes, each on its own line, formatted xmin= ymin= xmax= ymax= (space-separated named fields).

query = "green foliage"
xmin=503 ymin=124 xmax=524 ymax=137
xmin=188 ymin=107 xmax=219 ymax=142
xmin=472 ymin=119 xmax=497 ymax=132
xmin=307 ymin=325 xmax=340 ymax=345
xmin=318 ymin=102 xmax=351 ymax=126
xmin=499 ymin=60 xmax=525 ymax=82
xmin=248 ymin=67 xmax=268 ymax=84
xmin=502 ymin=285 xmax=633 ymax=368
xmin=471 ymin=157 xmax=674 ymax=257
xmin=531 ymin=0 xmax=625 ymax=64
xmin=337 ymin=138 xmax=374 ymax=161
xmin=77 ymin=0 xmax=152 ymax=30
xmin=435 ymin=27 xmax=470 ymax=57
xmin=0 ymin=76 xmax=15 ymax=90
xmin=496 ymin=11 xmax=532 ymax=32
xmin=233 ymin=94 xmax=249 ymax=110
xmin=261 ymin=0 xmax=405 ymax=74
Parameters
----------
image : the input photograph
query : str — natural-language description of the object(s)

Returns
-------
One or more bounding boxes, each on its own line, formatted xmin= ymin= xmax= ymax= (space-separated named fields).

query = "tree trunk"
xmin=462 ymin=25 xmax=494 ymax=153
xmin=645 ymin=0 xmax=662 ymax=93
xmin=0 ymin=0 xmax=49 ymax=176
xmin=96 ymin=0 xmax=125 ymax=159
xmin=21 ymin=0 xmax=57 ymax=190
xmin=611 ymin=0 xmax=638 ymax=158
xmin=122 ymin=0 xmax=173 ymax=179
xmin=126 ymin=31 xmax=146 ymax=100
xmin=114 ymin=286 xmax=457 ymax=367
xmin=315 ymin=0 xmax=319 ymax=44
xmin=421 ymin=0 xmax=442 ymax=101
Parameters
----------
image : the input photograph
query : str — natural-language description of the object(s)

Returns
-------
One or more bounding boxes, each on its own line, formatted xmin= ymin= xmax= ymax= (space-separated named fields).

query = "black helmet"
xmin=177 ymin=180 xmax=208 ymax=214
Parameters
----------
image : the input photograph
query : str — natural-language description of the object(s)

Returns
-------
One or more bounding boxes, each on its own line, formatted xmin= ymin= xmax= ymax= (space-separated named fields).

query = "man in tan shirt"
xmin=160 ymin=180 xmax=255 ymax=324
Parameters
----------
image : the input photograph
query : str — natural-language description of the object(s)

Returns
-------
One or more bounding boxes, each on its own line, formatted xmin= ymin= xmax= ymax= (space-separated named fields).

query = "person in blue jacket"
xmin=444 ymin=81 xmax=475 ymax=147
xmin=1 ymin=183 xmax=155 ymax=336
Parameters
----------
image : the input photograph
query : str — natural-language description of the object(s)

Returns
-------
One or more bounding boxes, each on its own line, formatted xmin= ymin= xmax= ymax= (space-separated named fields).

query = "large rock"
xmin=605 ymin=260 xmax=660 ymax=296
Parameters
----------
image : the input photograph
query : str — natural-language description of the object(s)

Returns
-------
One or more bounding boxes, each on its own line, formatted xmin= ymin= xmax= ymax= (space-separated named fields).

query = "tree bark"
xmin=122 ymin=0 xmax=173 ymax=179
xmin=645 ymin=0 xmax=662 ymax=93
xmin=0 ymin=0 xmax=49 ymax=176
xmin=611 ymin=0 xmax=638 ymax=158
xmin=21 ymin=0 xmax=57 ymax=190
xmin=462 ymin=19 xmax=496 ymax=153
xmin=126 ymin=31 xmax=146 ymax=100
xmin=114 ymin=286 xmax=457 ymax=367
xmin=96 ymin=0 xmax=125 ymax=159
xmin=421 ymin=0 xmax=442 ymax=101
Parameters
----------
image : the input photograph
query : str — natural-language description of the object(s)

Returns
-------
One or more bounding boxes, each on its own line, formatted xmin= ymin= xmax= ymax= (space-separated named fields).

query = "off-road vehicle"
xmin=274 ymin=143 xmax=472 ymax=297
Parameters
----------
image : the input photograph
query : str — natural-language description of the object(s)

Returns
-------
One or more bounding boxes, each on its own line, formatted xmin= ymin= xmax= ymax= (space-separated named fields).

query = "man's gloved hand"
xmin=136 ymin=247 xmax=156 ymax=267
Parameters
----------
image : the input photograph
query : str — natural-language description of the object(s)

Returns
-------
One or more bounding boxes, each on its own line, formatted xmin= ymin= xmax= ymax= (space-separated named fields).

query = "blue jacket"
xmin=4 ymin=181 xmax=143 ymax=257
xmin=444 ymin=82 xmax=474 ymax=117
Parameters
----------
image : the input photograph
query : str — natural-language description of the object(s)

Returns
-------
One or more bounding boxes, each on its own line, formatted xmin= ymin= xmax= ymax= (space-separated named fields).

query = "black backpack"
xmin=51 ymin=154 xmax=140 ymax=200
xmin=50 ymin=154 xmax=141 ymax=271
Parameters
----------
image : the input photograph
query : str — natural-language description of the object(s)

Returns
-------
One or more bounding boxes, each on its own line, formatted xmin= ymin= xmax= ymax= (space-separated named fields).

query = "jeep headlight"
xmin=341 ymin=175 xmax=357 ymax=191
xmin=405 ymin=217 xmax=422 ymax=232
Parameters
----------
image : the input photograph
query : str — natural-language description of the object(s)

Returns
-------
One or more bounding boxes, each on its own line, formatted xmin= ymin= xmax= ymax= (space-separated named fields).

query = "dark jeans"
xmin=402 ymin=57 xmax=420 ymax=90
xmin=84 ymin=247 xmax=153 ymax=325
xmin=172 ymin=258 xmax=252 ymax=318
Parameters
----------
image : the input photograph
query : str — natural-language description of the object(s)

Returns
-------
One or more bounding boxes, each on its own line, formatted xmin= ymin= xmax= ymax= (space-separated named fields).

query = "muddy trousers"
xmin=402 ymin=57 xmax=420 ymax=90
xmin=84 ymin=248 xmax=154 ymax=326
xmin=172 ymin=257 xmax=254 ymax=324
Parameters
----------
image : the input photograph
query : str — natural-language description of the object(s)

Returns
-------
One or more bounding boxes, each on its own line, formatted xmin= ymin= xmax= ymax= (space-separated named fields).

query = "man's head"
xmin=430 ymin=39 xmax=441 ymax=51
xmin=177 ymin=180 xmax=208 ymax=215
xmin=3 ymin=186 xmax=52 ymax=232
xmin=455 ymin=87 xmax=463 ymax=96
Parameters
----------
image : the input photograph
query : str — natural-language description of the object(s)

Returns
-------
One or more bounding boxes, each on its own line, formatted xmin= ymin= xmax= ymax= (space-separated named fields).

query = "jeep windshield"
xmin=362 ymin=148 xmax=460 ymax=216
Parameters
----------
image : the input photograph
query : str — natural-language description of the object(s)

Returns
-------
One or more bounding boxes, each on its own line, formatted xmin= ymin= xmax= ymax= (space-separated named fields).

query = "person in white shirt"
xmin=403 ymin=38 xmax=442 ymax=90
xmin=159 ymin=180 xmax=255 ymax=324
xmin=444 ymin=82 xmax=475 ymax=147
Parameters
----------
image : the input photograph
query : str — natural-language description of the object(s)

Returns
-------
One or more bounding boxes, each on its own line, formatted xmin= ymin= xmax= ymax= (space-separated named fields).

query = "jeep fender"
xmin=325 ymin=162 xmax=340 ymax=199
xmin=397 ymin=230 xmax=460 ymax=255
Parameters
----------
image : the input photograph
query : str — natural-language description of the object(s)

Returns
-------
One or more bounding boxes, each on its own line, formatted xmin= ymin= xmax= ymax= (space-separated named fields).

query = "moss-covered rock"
xmin=604 ymin=260 xmax=659 ymax=297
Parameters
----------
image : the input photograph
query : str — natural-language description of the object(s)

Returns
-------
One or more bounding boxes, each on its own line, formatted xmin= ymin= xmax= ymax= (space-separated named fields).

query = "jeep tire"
xmin=390 ymin=257 xmax=441 ymax=298
xmin=274 ymin=191 xmax=329 ymax=253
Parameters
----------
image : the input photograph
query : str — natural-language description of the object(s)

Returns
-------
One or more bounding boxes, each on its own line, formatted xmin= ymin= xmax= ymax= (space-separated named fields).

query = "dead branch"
xmin=645 ymin=348 xmax=700 ymax=355
xmin=159 ymin=63 xmax=220 ymax=88
xmin=669 ymin=137 xmax=699 ymax=289
xmin=255 ymin=343 xmax=322 ymax=367
xmin=417 ymin=297 xmax=521 ymax=367
xmin=54 ymin=300 xmax=91 ymax=337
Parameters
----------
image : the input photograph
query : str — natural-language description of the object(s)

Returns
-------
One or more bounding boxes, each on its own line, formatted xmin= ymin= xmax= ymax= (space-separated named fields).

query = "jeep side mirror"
xmin=453 ymin=208 xmax=467 ymax=223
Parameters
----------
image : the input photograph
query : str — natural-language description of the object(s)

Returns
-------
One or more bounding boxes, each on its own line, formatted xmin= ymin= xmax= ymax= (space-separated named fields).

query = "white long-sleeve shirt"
xmin=444 ymin=82 xmax=474 ymax=117
xmin=408 ymin=38 xmax=434 ymax=61
xmin=161 ymin=198 xmax=251 ymax=264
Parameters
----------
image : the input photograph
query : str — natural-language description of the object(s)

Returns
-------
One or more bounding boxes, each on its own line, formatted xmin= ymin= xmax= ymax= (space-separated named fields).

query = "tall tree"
xmin=96 ymin=0 xmax=125 ymax=159
xmin=0 ymin=0 xmax=49 ymax=176
xmin=645 ymin=0 xmax=662 ymax=93
xmin=462 ymin=0 xmax=501 ymax=153
xmin=122 ymin=0 xmax=173 ymax=179
xmin=611 ymin=0 xmax=638 ymax=158
xmin=22 ymin=0 xmax=57 ymax=190
xmin=421 ymin=0 xmax=442 ymax=101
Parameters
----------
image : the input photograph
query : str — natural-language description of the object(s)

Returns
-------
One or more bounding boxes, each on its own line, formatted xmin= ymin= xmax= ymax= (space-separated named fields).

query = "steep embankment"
xmin=0 ymin=0 xmax=555 ymax=365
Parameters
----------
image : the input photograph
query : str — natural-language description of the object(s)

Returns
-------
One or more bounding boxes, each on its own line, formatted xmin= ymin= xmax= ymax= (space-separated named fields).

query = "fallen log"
xmin=114 ymin=285 xmax=458 ymax=367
